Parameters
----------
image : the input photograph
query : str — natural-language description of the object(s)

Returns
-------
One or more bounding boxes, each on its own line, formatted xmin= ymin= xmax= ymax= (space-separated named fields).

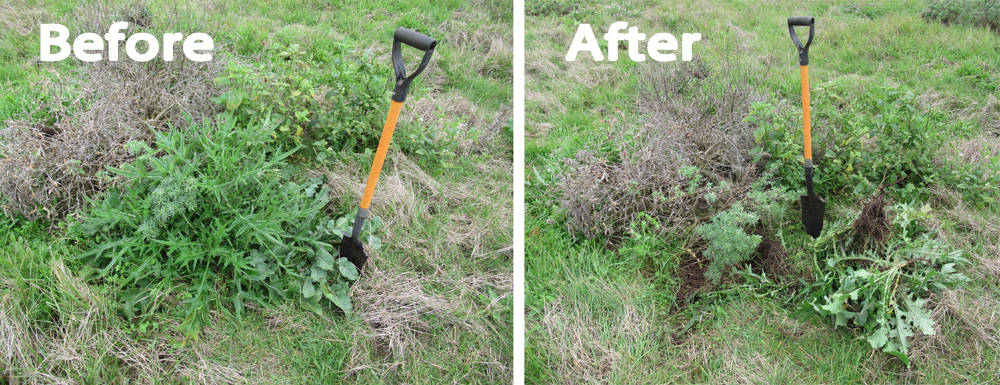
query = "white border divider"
xmin=513 ymin=0 xmax=525 ymax=383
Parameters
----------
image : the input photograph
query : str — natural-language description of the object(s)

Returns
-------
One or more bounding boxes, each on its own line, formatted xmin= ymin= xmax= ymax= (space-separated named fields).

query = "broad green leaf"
xmin=338 ymin=257 xmax=360 ymax=280
xmin=311 ymin=267 xmax=328 ymax=282
xmin=300 ymin=294 xmax=323 ymax=315
xmin=856 ymin=303 xmax=870 ymax=326
xmin=365 ymin=235 xmax=382 ymax=251
xmin=272 ymin=246 xmax=292 ymax=257
xmin=323 ymin=286 xmax=353 ymax=315
xmin=867 ymin=327 xmax=888 ymax=349
xmin=226 ymin=95 xmax=243 ymax=110
xmin=893 ymin=310 xmax=914 ymax=363
xmin=316 ymin=247 xmax=335 ymax=270
xmin=302 ymin=280 xmax=316 ymax=298
xmin=820 ymin=294 xmax=845 ymax=314
xmin=906 ymin=297 xmax=936 ymax=335
xmin=834 ymin=310 xmax=856 ymax=327
xmin=883 ymin=341 xmax=910 ymax=367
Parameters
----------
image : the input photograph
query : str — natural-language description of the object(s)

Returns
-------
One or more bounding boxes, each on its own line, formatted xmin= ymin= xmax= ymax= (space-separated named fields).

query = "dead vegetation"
xmin=561 ymin=56 xmax=769 ymax=238
xmin=0 ymin=1 xmax=225 ymax=220
xmin=345 ymin=262 xmax=512 ymax=381
xmin=321 ymin=143 xmax=512 ymax=381
xmin=0 ymin=0 xmax=50 ymax=36
xmin=0 ymin=246 xmax=245 ymax=385
xmin=537 ymin=284 xmax=659 ymax=384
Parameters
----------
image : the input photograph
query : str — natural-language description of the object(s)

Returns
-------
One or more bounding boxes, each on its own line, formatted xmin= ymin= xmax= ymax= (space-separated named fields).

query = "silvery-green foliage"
xmin=696 ymin=203 xmax=763 ymax=283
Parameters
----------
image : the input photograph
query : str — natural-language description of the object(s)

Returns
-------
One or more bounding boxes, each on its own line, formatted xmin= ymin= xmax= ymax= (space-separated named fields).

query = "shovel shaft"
xmin=360 ymin=101 xmax=403 ymax=210
xmin=801 ymin=65 xmax=812 ymax=162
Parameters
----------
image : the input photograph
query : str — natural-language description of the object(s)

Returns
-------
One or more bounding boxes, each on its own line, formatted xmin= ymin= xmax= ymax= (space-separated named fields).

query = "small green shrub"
xmin=748 ymin=84 xmax=998 ymax=203
xmin=212 ymin=45 xmax=320 ymax=149
xmin=308 ymin=47 xmax=391 ymax=159
xmin=525 ymin=0 xmax=580 ymax=16
xmin=695 ymin=203 xmax=763 ymax=283
xmin=924 ymin=0 xmax=1000 ymax=31
xmin=746 ymin=167 xmax=797 ymax=228
xmin=212 ymin=44 xmax=391 ymax=161
xmin=808 ymin=202 xmax=968 ymax=367
xmin=393 ymin=114 xmax=472 ymax=173
xmin=69 ymin=117 xmax=378 ymax=336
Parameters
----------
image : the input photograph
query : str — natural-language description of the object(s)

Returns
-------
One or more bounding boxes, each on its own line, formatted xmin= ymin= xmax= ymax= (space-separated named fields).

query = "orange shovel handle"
xmin=360 ymin=101 xmax=403 ymax=210
xmin=801 ymin=65 xmax=811 ymax=161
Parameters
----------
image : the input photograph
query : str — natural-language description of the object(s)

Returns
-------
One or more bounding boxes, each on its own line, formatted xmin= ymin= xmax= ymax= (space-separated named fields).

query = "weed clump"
xmin=561 ymin=59 xmax=768 ymax=238
xmin=0 ymin=3 xmax=224 ymax=220
xmin=750 ymin=84 xmax=1000 ymax=207
xmin=68 ymin=118 xmax=372 ymax=336
xmin=924 ymin=0 xmax=1000 ymax=31
xmin=212 ymin=44 xmax=391 ymax=161
xmin=696 ymin=204 xmax=762 ymax=283
xmin=853 ymin=193 xmax=890 ymax=251
xmin=809 ymin=203 xmax=969 ymax=367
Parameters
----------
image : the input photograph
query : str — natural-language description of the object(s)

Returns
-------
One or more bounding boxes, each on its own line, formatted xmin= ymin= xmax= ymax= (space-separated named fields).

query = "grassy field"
xmin=1 ymin=0 xmax=512 ymax=383
xmin=525 ymin=0 xmax=999 ymax=383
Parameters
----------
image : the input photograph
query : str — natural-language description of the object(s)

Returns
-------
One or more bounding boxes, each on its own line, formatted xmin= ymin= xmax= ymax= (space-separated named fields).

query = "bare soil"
xmin=749 ymin=236 xmax=790 ymax=278
xmin=675 ymin=249 xmax=709 ymax=304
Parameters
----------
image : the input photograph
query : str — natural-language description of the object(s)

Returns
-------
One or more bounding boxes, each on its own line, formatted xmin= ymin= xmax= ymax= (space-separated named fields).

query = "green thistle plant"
xmin=70 ymin=117 xmax=377 ymax=337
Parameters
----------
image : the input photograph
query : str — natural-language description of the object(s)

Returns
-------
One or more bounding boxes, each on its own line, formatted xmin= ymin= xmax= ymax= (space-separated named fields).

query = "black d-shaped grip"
xmin=787 ymin=16 xmax=814 ymax=26
xmin=787 ymin=16 xmax=815 ymax=66
xmin=394 ymin=27 xmax=437 ymax=51
xmin=392 ymin=27 xmax=437 ymax=102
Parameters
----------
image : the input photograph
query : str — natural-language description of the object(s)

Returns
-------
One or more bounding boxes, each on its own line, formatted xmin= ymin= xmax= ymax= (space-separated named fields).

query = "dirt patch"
xmin=675 ymin=249 xmax=709 ymax=304
xmin=749 ymin=236 xmax=790 ymax=278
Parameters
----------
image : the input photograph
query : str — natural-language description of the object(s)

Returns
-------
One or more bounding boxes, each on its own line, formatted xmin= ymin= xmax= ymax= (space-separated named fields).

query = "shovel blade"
xmin=339 ymin=236 xmax=369 ymax=272
xmin=801 ymin=194 xmax=826 ymax=239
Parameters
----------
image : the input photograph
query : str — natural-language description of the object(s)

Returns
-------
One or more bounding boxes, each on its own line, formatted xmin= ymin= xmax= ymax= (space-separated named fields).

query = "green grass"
xmin=1 ymin=0 xmax=512 ymax=383
xmin=526 ymin=0 xmax=1000 ymax=383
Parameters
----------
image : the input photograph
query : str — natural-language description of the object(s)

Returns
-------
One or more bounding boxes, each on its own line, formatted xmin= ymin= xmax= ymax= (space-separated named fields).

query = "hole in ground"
xmin=673 ymin=248 xmax=708 ymax=310
xmin=749 ymin=231 xmax=790 ymax=278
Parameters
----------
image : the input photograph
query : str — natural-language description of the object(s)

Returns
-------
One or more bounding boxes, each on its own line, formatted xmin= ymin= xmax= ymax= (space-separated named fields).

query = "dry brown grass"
xmin=438 ymin=7 xmax=512 ymax=84
xmin=400 ymin=93 xmax=512 ymax=155
xmin=1 ymin=247 xmax=245 ymax=385
xmin=344 ymin=262 xmax=511 ymax=381
xmin=0 ymin=1 xmax=226 ymax=220
xmin=320 ymin=38 xmax=513 ymax=377
xmin=903 ymin=188 xmax=1000 ymax=379
xmin=529 ymin=276 xmax=659 ymax=384
xmin=919 ymin=90 xmax=1000 ymax=135
xmin=395 ymin=3 xmax=514 ymax=157
xmin=0 ymin=0 xmax=50 ymax=35
xmin=560 ymin=56 xmax=769 ymax=238
xmin=322 ymin=150 xmax=510 ymax=247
